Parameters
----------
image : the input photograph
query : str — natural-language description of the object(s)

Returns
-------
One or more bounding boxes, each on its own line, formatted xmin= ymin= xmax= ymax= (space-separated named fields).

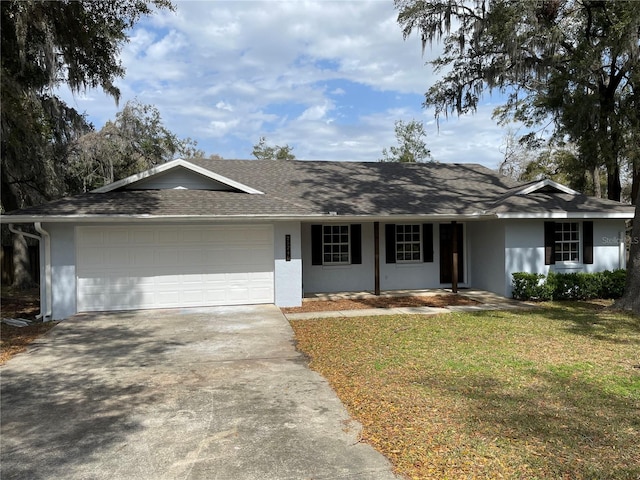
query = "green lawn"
xmin=291 ymin=302 xmax=640 ymax=480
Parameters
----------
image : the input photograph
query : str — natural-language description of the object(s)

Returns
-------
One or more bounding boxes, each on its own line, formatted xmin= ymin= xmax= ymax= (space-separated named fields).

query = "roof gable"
xmin=92 ymin=159 xmax=264 ymax=194
xmin=515 ymin=179 xmax=579 ymax=196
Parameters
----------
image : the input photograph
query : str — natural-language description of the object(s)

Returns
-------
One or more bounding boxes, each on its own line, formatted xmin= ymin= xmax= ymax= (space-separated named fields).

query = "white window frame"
xmin=554 ymin=222 xmax=580 ymax=263
xmin=396 ymin=224 xmax=422 ymax=263
xmin=322 ymin=224 xmax=350 ymax=265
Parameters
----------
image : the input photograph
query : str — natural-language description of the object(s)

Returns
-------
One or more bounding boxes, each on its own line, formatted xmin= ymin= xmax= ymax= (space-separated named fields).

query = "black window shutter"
xmin=350 ymin=224 xmax=362 ymax=264
xmin=544 ymin=221 xmax=556 ymax=265
xmin=422 ymin=224 xmax=434 ymax=262
xmin=583 ymin=221 xmax=594 ymax=264
xmin=311 ymin=225 xmax=323 ymax=265
xmin=385 ymin=224 xmax=396 ymax=264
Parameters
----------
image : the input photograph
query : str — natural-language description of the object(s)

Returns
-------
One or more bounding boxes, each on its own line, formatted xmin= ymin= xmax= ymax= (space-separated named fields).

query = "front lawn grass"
xmin=291 ymin=302 xmax=640 ymax=479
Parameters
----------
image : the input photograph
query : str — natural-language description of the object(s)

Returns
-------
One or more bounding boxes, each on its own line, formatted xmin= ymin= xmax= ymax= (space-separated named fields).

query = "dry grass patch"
xmin=0 ymin=322 xmax=56 ymax=364
xmin=1 ymin=287 xmax=56 ymax=364
xmin=291 ymin=302 xmax=640 ymax=479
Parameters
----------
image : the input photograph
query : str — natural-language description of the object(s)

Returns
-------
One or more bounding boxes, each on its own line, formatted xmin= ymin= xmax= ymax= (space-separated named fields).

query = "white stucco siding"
xmin=467 ymin=221 xmax=505 ymax=296
xmin=302 ymin=222 xmax=449 ymax=293
xmin=301 ymin=223 xmax=375 ymax=294
xmin=380 ymin=223 xmax=441 ymax=290
xmin=505 ymin=220 xmax=553 ymax=297
xmin=582 ymin=220 xmax=627 ymax=273
xmin=44 ymin=223 xmax=77 ymax=320
xmin=274 ymin=222 xmax=302 ymax=307
xmin=504 ymin=219 xmax=627 ymax=297
xmin=379 ymin=262 xmax=441 ymax=290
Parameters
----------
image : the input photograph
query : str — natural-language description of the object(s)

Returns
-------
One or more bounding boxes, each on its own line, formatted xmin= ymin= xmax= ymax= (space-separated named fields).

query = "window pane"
xmin=321 ymin=224 xmax=350 ymax=264
xmin=554 ymin=222 xmax=579 ymax=263
xmin=395 ymin=224 xmax=421 ymax=263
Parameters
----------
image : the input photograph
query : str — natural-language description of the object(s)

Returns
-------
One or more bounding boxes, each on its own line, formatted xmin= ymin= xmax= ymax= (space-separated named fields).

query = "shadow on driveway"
xmin=1 ymin=305 xmax=399 ymax=480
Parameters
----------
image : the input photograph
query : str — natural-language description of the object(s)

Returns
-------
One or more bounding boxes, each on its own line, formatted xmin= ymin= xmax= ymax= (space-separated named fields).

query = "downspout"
xmin=35 ymin=223 xmax=52 ymax=321
xmin=8 ymin=223 xmax=52 ymax=321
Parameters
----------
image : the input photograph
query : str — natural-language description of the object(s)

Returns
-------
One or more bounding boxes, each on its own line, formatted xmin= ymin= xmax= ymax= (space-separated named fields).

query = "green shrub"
xmin=551 ymin=272 xmax=600 ymax=300
xmin=511 ymin=270 xmax=626 ymax=301
xmin=599 ymin=269 xmax=626 ymax=299
xmin=512 ymin=273 xmax=551 ymax=301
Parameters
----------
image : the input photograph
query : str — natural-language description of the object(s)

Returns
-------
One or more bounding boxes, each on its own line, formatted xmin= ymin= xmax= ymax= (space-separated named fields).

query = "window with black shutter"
xmin=311 ymin=224 xmax=361 ymax=265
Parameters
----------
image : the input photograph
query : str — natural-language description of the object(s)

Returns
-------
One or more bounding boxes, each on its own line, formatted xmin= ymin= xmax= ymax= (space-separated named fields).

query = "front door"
xmin=439 ymin=223 xmax=464 ymax=283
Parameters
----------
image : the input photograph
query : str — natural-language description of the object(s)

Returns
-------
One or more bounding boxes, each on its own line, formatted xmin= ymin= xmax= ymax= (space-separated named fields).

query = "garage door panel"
xmin=182 ymin=229 xmax=204 ymax=243
xmin=157 ymin=230 xmax=179 ymax=244
xmin=131 ymin=229 xmax=155 ymax=244
xmin=106 ymin=249 xmax=130 ymax=267
xmin=179 ymin=250 xmax=206 ymax=265
xmin=105 ymin=230 xmax=130 ymax=244
xmin=130 ymin=248 xmax=155 ymax=265
xmin=77 ymin=225 xmax=274 ymax=312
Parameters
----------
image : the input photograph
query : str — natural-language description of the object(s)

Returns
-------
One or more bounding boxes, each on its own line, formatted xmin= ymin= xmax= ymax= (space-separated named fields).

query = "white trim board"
xmin=92 ymin=159 xmax=264 ymax=195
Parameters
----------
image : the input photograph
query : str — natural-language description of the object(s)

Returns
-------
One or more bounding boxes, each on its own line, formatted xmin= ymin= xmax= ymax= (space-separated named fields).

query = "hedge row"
xmin=512 ymin=270 xmax=626 ymax=301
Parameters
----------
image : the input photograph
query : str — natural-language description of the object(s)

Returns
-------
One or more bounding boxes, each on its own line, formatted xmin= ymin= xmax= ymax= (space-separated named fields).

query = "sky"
xmin=57 ymin=0 xmax=519 ymax=169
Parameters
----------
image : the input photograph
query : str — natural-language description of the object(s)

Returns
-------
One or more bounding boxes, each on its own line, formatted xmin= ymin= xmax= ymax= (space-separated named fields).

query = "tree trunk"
xmin=592 ymin=166 xmax=601 ymax=198
xmin=12 ymin=233 xmax=34 ymax=289
xmin=606 ymin=163 xmax=622 ymax=202
xmin=1 ymin=167 xmax=35 ymax=289
xmin=631 ymin=161 xmax=639 ymax=206
xmin=614 ymin=188 xmax=640 ymax=314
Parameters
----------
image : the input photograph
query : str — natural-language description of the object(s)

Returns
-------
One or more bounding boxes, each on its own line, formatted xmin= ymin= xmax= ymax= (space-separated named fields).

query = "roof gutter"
xmin=1 ymin=212 xmax=501 ymax=224
xmin=7 ymin=223 xmax=52 ymax=321
xmin=5 ymin=210 xmax=633 ymax=224
xmin=496 ymin=212 xmax=634 ymax=219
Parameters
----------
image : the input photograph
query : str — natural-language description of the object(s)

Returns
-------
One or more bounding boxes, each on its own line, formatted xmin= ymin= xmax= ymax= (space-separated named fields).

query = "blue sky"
xmin=57 ymin=0 xmax=520 ymax=169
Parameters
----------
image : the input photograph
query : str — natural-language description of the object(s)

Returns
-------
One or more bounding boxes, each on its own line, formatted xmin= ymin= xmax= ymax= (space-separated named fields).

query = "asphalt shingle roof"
xmin=3 ymin=159 xmax=635 ymax=219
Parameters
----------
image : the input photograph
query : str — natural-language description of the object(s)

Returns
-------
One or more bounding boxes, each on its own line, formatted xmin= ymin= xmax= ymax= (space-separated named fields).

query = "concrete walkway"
xmin=285 ymin=289 xmax=534 ymax=320
xmin=1 ymin=305 xmax=400 ymax=480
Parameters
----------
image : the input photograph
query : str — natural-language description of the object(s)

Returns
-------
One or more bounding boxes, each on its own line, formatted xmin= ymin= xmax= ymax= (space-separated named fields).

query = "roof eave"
xmin=2 ymin=212 xmax=499 ymax=224
xmin=6 ymin=211 xmax=632 ymax=224
xmin=496 ymin=211 xmax=634 ymax=219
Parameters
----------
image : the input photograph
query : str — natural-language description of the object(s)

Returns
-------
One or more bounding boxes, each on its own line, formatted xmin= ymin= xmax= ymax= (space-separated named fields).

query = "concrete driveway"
xmin=1 ymin=305 xmax=399 ymax=480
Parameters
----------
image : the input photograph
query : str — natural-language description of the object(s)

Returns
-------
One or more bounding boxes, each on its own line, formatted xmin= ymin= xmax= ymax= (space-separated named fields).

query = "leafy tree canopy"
xmin=396 ymin=0 xmax=640 ymax=201
xmin=380 ymin=119 xmax=432 ymax=163
xmin=1 ymin=0 xmax=174 ymax=211
xmin=252 ymin=136 xmax=296 ymax=160
xmin=65 ymin=100 xmax=202 ymax=193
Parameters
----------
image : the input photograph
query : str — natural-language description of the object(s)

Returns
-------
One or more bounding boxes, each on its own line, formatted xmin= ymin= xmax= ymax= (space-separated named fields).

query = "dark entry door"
xmin=439 ymin=223 xmax=464 ymax=283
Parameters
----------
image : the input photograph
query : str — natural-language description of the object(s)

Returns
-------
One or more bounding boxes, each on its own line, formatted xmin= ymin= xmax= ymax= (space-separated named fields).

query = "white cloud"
xmin=54 ymin=0 xmax=513 ymax=168
xmin=298 ymin=101 xmax=333 ymax=122
xmin=215 ymin=101 xmax=234 ymax=112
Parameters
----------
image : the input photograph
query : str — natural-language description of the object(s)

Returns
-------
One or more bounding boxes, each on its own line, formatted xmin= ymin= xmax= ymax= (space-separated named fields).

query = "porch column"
xmin=374 ymin=221 xmax=380 ymax=295
xmin=451 ymin=220 xmax=458 ymax=293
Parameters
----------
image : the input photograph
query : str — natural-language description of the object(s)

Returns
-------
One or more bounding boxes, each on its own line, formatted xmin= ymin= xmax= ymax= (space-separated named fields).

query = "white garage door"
xmin=76 ymin=225 xmax=274 ymax=312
